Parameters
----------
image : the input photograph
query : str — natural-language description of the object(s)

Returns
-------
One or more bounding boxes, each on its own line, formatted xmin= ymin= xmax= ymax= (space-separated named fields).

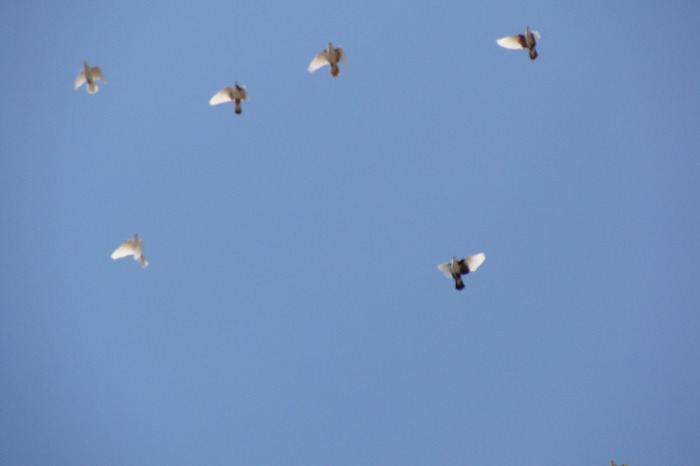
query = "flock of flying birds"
xmin=78 ymin=27 xmax=541 ymax=291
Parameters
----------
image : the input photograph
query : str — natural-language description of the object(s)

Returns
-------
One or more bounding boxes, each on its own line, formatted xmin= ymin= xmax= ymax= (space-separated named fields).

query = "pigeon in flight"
xmin=308 ymin=42 xmax=347 ymax=77
xmin=497 ymin=26 xmax=540 ymax=60
xmin=74 ymin=61 xmax=106 ymax=93
xmin=111 ymin=233 xmax=148 ymax=268
xmin=438 ymin=253 xmax=485 ymax=290
xmin=209 ymin=82 xmax=248 ymax=114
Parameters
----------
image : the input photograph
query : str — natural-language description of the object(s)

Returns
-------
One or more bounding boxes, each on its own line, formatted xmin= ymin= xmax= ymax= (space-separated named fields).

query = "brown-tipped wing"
xmin=209 ymin=88 xmax=234 ymax=106
xmin=111 ymin=239 xmax=137 ymax=260
xmin=336 ymin=47 xmax=348 ymax=64
xmin=308 ymin=51 xmax=330 ymax=73
xmin=496 ymin=34 xmax=528 ymax=50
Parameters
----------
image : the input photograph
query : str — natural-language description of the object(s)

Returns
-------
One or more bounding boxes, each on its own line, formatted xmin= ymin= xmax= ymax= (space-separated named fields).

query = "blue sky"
xmin=1 ymin=1 xmax=699 ymax=464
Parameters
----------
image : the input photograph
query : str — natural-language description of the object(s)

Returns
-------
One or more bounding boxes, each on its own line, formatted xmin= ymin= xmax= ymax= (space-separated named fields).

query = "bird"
xmin=308 ymin=42 xmax=347 ymax=77
xmin=437 ymin=253 xmax=485 ymax=290
xmin=74 ymin=61 xmax=106 ymax=93
xmin=209 ymin=82 xmax=248 ymax=114
xmin=111 ymin=233 xmax=148 ymax=268
xmin=496 ymin=26 xmax=540 ymax=60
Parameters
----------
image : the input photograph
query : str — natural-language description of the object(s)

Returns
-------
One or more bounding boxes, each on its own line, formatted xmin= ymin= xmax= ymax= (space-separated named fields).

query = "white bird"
xmin=497 ymin=26 xmax=540 ymax=60
xmin=209 ymin=81 xmax=248 ymax=114
xmin=438 ymin=253 xmax=485 ymax=290
xmin=111 ymin=233 xmax=148 ymax=268
xmin=74 ymin=61 xmax=106 ymax=93
xmin=308 ymin=42 xmax=347 ymax=77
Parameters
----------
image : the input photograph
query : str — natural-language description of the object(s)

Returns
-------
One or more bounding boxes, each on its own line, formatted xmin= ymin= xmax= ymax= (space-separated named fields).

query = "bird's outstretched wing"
xmin=92 ymin=66 xmax=106 ymax=84
xmin=496 ymin=34 xmax=527 ymax=50
xmin=336 ymin=47 xmax=348 ymax=64
xmin=459 ymin=253 xmax=486 ymax=274
xmin=74 ymin=69 xmax=86 ymax=89
xmin=308 ymin=52 xmax=330 ymax=72
xmin=437 ymin=263 xmax=453 ymax=278
xmin=209 ymin=88 xmax=233 ymax=106
xmin=111 ymin=240 xmax=136 ymax=259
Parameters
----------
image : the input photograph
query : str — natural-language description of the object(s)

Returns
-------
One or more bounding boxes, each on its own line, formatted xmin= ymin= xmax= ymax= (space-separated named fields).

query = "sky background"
xmin=1 ymin=1 xmax=699 ymax=465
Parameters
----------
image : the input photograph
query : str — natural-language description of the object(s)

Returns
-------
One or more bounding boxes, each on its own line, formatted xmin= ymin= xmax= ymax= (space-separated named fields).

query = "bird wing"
xmin=92 ymin=66 xmax=106 ymax=84
xmin=74 ymin=69 xmax=86 ymax=89
xmin=496 ymin=34 xmax=527 ymax=50
xmin=437 ymin=263 xmax=453 ymax=278
xmin=237 ymin=85 xmax=248 ymax=101
xmin=209 ymin=88 xmax=233 ymax=105
xmin=336 ymin=47 xmax=348 ymax=64
xmin=111 ymin=240 xmax=136 ymax=259
xmin=459 ymin=253 xmax=486 ymax=274
xmin=308 ymin=51 xmax=330 ymax=72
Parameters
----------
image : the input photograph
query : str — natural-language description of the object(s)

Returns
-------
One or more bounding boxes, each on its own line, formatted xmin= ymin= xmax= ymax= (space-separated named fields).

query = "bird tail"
xmin=88 ymin=82 xmax=99 ymax=94
xmin=455 ymin=277 xmax=465 ymax=290
xmin=331 ymin=63 xmax=341 ymax=77
xmin=235 ymin=100 xmax=242 ymax=114
xmin=140 ymin=257 xmax=149 ymax=268
xmin=529 ymin=48 xmax=538 ymax=60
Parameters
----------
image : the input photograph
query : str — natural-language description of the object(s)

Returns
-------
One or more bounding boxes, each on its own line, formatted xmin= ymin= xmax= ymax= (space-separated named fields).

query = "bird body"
xmin=308 ymin=42 xmax=347 ymax=77
xmin=209 ymin=81 xmax=248 ymax=114
xmin=74 ymin=61 xmax=106 ymax=93
xmin=496 ymin=26 xmax=540 ymax=60
xmin=111 ymin=233 xmax=148 ymax=268
xmin=438 ymin=253 xmax=485 ymax=290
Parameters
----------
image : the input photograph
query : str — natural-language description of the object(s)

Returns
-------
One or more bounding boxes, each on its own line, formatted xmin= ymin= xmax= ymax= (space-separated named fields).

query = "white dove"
xmin=74 ymin=61 xmax=106 ymax=93
xmin=438 ymin=253 xmax=485 ymax=290
xmin=497 ymin=26 xmax=540 ymax=60
xmin=111 ymin=233 xmax=148 ymax=268
xmin=209 ymin=81 xmax=248 ymax=114
xmin=308 ymin=42 xmax=347 ymax=77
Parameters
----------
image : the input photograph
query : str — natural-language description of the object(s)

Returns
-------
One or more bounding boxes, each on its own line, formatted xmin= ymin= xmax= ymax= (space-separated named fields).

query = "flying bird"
xmin=308 ymin=42 xmax=347 ymax=77
xmin=111 ymin=233 xmax=148 ymax=268
xmin=497 ymin=26 xmax=540 ymax=60
xmin=209 ymin=82 xmax=248 ymax=114
xmin=74 ymin=61 xmax=106 ymax=93
xmin=438 ymin=253 xmax=486 ymax=290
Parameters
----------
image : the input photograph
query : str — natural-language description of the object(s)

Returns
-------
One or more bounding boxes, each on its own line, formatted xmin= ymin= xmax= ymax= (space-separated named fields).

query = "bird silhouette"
xmin=497 ymin=26 xmax=540 ymax=60
xmin=74 ymin=61 xmax=106 ymax=93
xmin=308 ymin=42 xmax=347 ymax=77
xmin=438 ymin=253 xmax=485 ymax=290
xmin=111 ymin=233 xmax=148 ymax=268
xmin=209 ymin=81 xmax=248 ymax=114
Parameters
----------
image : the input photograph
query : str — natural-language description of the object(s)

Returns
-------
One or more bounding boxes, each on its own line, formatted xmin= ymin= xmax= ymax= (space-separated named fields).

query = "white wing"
xmin=209 ymin=88 xmax=233 ymax=106
xmin=91 ymin=66 xmax=106 ymax=84
xmin=74 ymin=69 xmax=86 ymax=89
xmin=111 ymin=240 xmax=136 ymax=260
xmin=308 ymin=51 xmax=330 ymax=73
xmin=437 ymin=263 xmax=453 ymax=278
xmin=496 ymin=35 xmax=526 ymax=50
xmin=463 ymin=253 xmax=486 ymax=272
xmin=532 ymin=31 xmax=541 ymax=42
xmin=337 ymin=47 xmax=348 ymax=64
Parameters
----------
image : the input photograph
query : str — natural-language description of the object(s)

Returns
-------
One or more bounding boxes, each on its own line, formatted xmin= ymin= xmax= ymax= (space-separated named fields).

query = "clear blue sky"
xmin=1 ymin=1 xmax=699 ymax=464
